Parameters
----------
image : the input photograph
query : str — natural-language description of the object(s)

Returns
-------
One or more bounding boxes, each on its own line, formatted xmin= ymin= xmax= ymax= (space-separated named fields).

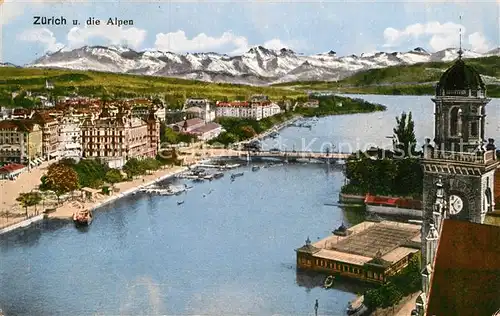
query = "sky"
xmin=0 ymin=0 xmax=499 ymax=65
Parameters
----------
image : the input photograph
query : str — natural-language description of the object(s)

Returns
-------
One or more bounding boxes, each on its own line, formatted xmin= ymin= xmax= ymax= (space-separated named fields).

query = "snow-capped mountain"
xmin=25 ymin=45 xmax=500 ymax=85
xmin=0 ymin=62 xmax=19 ymax=67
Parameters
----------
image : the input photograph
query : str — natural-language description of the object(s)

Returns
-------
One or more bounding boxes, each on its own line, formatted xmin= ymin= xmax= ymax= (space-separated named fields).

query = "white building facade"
xmin=58 ymin=116 xmax=82 ymax=161
xmin=215 ymin=101 xmax=281 ymax=121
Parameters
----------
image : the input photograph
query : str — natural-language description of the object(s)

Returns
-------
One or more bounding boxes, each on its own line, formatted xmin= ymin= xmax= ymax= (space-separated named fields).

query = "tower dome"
xmin=436 ymin=58 xmax=486 ymax=97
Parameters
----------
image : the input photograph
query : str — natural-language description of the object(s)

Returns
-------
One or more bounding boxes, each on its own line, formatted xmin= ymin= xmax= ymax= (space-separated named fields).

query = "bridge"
xmin=191 ymin=148 xmax=352 ymax=162
xmin=243 ymin=150 xmax=351 ymax=160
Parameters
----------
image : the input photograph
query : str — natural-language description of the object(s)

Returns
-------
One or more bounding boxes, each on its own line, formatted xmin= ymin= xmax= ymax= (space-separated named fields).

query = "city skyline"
xmin=1 ymin=0 xmax=500 ymax=65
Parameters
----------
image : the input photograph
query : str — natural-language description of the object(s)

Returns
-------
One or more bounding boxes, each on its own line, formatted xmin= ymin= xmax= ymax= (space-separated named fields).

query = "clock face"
xmin=449 ymin=194 xmax=464 ymax=215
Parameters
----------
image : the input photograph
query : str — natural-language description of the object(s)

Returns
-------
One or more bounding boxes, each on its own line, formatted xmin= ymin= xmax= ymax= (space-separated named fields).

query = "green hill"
xmin=274 ymin=56 xmax=500 ymax=97
xmin=0 ymin=67 xmax=305 ymax=106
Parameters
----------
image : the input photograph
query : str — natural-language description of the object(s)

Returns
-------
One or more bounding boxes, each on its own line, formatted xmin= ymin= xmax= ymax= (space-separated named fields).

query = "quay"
xmin=295 ymin=220 xmax=421 ymax=283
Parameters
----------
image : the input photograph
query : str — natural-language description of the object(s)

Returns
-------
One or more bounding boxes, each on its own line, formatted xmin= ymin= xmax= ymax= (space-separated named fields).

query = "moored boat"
xmin=346 ymin=296 xmax=367 ymax=315
xmin=213 ymin=172 xmax=224 ymax=179
xmin=252 ymin=166 xmax=260 ymax=172
xmin=73 ymin=209 xmax=93 ymax=226
xmin=324 ymin=275 xmax=334 ymax=288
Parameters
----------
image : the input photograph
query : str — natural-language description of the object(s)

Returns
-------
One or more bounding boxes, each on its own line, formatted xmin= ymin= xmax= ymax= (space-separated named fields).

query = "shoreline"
xmin=0 ymin=113 xmax=327 ymax=235
xmin=0 ymin=159 xmax=214 ymax=236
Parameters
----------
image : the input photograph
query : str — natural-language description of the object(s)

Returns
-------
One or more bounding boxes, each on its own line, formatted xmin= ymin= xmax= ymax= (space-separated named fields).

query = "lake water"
xmin=262 ymin=94 xmax=500 ymax=152
xmin=1 ymin=94 xmax=498 ymax=315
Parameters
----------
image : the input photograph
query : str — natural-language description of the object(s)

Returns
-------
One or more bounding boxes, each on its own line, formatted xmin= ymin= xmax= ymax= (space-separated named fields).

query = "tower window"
xmin=450 ymin=107 xmax=462 ymax=136
xmin=471 ymin=121 xmax=479 ymax=137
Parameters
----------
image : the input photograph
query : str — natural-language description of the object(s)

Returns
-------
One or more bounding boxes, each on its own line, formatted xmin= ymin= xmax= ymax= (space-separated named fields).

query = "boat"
xmin=333 ymin=222 xmax=351 ymax=236
xmin=324 ymin=275 xmax=335 ymax=288
xmin=204 ymin=174 xmax=215 ymax=180
xmin=177 ymin=201 xmax=184 ymax=205
xmin=192 ymin=177 xmax=204 ymax=183
xmin=73 ymin=209 xmax=93 ymax=226
xmin=213 ymin=172 xmax=224 ymax=179
xmin=346 ymin=296 xmax=367 ymax=315
xmin=230 ymin=172 xmax=244 ymax=179
xmin=252 ymin=166 xmax=260 ymax=172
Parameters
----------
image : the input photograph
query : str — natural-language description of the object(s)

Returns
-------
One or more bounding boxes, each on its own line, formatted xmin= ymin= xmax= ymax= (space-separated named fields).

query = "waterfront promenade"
xmin=0 ymin=148 xmax=207 ymax=230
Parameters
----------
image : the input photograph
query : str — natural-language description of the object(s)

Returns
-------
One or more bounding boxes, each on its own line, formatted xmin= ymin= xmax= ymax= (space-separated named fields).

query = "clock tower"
xmin=415 ymin=50 xmax=500 ymax=315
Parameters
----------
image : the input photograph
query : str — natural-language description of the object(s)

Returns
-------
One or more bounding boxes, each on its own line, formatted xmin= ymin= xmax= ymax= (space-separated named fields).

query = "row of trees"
xmin=295 ymin=95 xmax=386 ymax=117
xmin=208 ymin=111 xmax=295 ymax=146
xmin=33 ymin=154 xmax=179 ymax=205
xmin=341 ymin=111 xmax=423 ymax=198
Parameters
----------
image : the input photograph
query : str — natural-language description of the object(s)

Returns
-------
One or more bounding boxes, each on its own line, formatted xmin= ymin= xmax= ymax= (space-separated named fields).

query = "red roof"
xmin=427 ymin=220 xmax=500 ymax=316
xmin=364 ymin=194 xmax=422 ymax=209
xmin=216 ymin=101 xmax=249 ymax=107
xmin=0 ymin=163 xmax=26 ymax=174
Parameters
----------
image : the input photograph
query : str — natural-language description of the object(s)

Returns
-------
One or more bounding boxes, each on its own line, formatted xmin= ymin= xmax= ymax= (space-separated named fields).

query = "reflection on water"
xmin=0 ymin=218 xmax=71 ymax=251
xmin=295 ymin=270 xmax=377 ymax=294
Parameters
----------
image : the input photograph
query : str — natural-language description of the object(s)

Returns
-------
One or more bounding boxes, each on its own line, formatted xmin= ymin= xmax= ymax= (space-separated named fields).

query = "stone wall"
xmin=366 ymin=205 xmax=422 ymax=218
xmin=338 ymin=193 xmax=365 ymax=204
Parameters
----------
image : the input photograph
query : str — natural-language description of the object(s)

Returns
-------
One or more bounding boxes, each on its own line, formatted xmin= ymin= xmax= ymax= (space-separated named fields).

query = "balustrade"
xmin=426 ymin=149 xmax=497 ymax=164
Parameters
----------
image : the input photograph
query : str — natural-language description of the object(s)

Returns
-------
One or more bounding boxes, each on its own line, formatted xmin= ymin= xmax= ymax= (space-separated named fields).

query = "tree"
xmin=72 ymin=159 xmax=109 ymax=188
xmin=152 ymin=98 xmax=163 ymax=106
xmin=16 ymin=192 xmax=43 ymax=218
xmin=123 ymin=158 xmax=146 ymax=178
xmin=393 ymin=112 xmax=417 ymax=158
xmin=160 ymin=122 xmax=178 ymax=144
xmin=105 ymin=169 xmax=123 ymax=186
xmin=240 ymin=125 xmax=257 ymax=139
xmin=44 ymin=163 xmax=79 ymax=202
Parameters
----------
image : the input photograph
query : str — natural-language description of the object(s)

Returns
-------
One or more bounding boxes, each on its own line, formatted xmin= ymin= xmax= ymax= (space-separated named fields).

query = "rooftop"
xmin=308 ymin=220 xmax=421 ymax=266
xmin=191 ymin=122 xmax=222 ymax=134
xmin=427 ymin=219 xmax=500 ymax=316
xmin=436 ymin=57 xmax=485 ymax=95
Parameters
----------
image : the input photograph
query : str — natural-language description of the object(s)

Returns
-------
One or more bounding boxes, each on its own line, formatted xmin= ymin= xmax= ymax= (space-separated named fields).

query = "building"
xmin=81 ymin=106 xmax=160 ymax=168
xmin=131 ymin=105 xmax=166 ymax=122
xmin=190 ymin=122 xmax=223 ymax=141
xmin=296 ymin=220 xmax=421 ymax=283
xmin=215 ymin=101 xmax=281 ymax=121
xmin=0 ymin=120 xmax=43 ymax=165
xmin=183 ymin=98 xmax=215 ymax=123
xmin=171 ymin=118 xmax=222 ymax=141
xmin=58 ymin=115 xmax=82 ymax=161
xmin=185 ymin=105 xmax=216 ymax=123
xmin=422 ymin=219 xmax=500 ymax=316
xmin=250 ymin=94 xmax=269 ymax=102
xmin=32 ymin=112 xmax=60 ymax=160
xmin=184 ymin=98 xmax=211 ymax=109
xmin=11 ymin=108 xmax=34 ymax=119
xmin=171 ymin=118 xmax=205 ymax=133
xmin=45 ymin=80 xmax=54 ymax=90
xmin=0 ymin=163 xmax=27 ymax=179
xmin=414 ymin=49 xmax=500 ymax=315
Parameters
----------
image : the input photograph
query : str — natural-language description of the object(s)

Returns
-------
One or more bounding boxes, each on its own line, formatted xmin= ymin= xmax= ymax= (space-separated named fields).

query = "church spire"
xmin=458 ymin=15 xmax=463 ymax=59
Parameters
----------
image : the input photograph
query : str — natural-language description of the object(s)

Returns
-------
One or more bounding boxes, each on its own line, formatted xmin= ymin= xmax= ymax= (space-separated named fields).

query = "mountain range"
xmin=21 ymin=45 xmax=500 ymax=85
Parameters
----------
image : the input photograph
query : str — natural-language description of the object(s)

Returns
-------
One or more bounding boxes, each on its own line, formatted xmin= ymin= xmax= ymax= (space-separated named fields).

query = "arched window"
xmin=450 ymin=107 xmax=462 ymax=136
xmin=485 ymin=188 xmax=493 ymax=213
